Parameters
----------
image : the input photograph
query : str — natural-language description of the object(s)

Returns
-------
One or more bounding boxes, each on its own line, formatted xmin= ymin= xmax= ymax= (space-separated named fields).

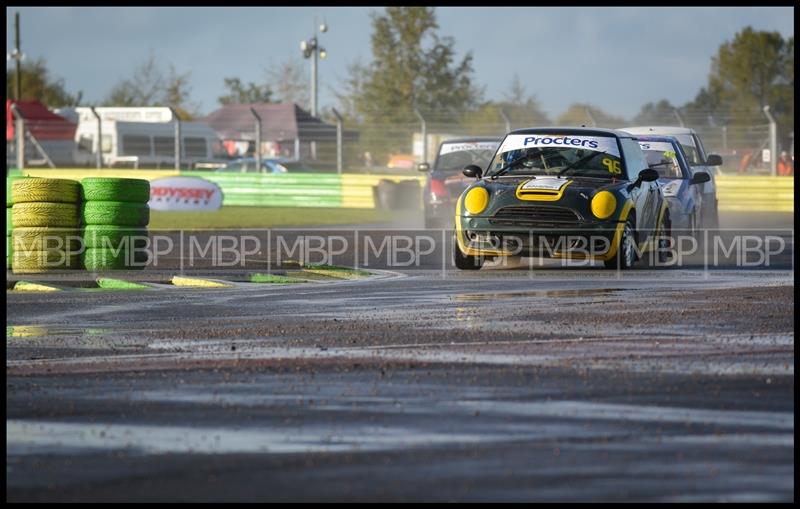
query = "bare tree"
xmin=265 ymin=57 xmax=309 ymax=107
xmin=104 ymin=50 xmax=199 ymax=118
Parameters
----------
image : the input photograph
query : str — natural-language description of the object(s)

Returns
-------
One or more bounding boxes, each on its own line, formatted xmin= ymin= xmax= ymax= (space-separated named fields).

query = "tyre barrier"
xmin=81 ymin=177 xmax=151 ymax=203
xmin=7 ymin=176 xmax=28 ymax=207
xmin=12 ymin=249 xmax=81 ymax=273
xmin=82 ymin=225 xmax=148 ymax=250
xmin=11 ymin=202 xmax=80 ymax=228
xmin=82 ymin=248 xmax=136 ymax=271
xmin=81 ymin=201 xmax=150 ymax=227
xmin=80 ymin=178 xmax=150 ymax=271
xmin=374 ymin=179 xmax=422 ymax=210
xmin=11 ymin=177 xmax=81 ymax=204
xmin=12 ymin=227 xmax=81 ymax=251
xmin=10 ymin=178 xmax=82 ymax=274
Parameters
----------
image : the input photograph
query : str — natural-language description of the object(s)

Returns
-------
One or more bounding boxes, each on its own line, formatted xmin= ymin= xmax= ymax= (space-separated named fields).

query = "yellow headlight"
xmin=591 ymin=191 xmax=617 ymax=219
xmin=464 ymin=187 xmax=489 ymax=215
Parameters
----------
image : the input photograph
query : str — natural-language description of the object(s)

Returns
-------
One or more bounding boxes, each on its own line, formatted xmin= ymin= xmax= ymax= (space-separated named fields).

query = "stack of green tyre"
xmin=6 ymin=176 xmax=23 ymax=269
xmin=80 ymin=178 xmax=150 ymax=271
xmin=11 ymin=177 xmax=81 ymax=273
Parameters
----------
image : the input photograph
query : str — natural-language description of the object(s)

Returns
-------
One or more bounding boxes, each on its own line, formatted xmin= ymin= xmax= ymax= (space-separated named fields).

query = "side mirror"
xmin=705 ymin=154 xmax=723 ymax=166
xmin=463 ymin=165 xmax=482 ymax=179
xmin=417 ymin=162 xmax=430 ymax=172
xmin=628 ymin=168 xmax=659 ymax=191
xmin=691 ymin=171 xmax=711 ymax=185
xmin=639 ymin=168 xmax=660 ymax=182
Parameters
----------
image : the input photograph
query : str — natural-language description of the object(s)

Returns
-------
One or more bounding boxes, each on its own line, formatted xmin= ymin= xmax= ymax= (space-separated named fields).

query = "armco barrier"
xmin=7 ymin=170 xmax=791 ymax=213
xmin=715 ymin=175 xmax=794 ymax=213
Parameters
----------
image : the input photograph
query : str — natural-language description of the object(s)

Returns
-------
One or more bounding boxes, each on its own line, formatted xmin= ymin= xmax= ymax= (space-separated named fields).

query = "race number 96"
xmin=602 ymin=157 xmax=622 ymax=174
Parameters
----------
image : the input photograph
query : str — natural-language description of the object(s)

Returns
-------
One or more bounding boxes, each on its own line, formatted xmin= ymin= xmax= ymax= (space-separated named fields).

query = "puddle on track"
xmin=453 ymin=288 xmax=630 ymax=301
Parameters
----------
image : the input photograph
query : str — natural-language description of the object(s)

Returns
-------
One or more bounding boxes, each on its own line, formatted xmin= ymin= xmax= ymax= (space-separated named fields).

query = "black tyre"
xmin=656 ymin=211 xmax=672 ymax=264
xmin=603 ymin=220 xmax=636 ymax=270
xmin=396 ymin=180 xmax=422 ymax=210
xmin=375 ymin=180 xmax=397 ymax=210
xmin=703 ymin=197 xmax=719 ymax=230
xmin=453 ymin=235 xmax=483 ymax=270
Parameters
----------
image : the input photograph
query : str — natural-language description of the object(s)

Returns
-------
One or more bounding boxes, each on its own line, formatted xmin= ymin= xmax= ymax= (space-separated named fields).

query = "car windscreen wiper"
xmin=557 ymin=151 xmax=606 ymax=177
xmin=488 ymin=154 xmax=534 ymax=180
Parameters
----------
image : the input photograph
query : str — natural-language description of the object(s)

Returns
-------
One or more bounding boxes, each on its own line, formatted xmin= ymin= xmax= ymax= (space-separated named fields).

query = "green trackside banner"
xmin=8 ymin=169 xmax=426 ymax=209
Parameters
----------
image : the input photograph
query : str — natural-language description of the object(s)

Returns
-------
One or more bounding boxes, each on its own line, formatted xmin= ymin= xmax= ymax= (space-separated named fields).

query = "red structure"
xmin=6 ymin=99 xmax=77 ymax=141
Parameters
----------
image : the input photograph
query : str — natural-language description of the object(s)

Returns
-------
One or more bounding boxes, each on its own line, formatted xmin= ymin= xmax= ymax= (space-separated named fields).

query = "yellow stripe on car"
xmin=515 ymin=179 xmax=572 ymax=202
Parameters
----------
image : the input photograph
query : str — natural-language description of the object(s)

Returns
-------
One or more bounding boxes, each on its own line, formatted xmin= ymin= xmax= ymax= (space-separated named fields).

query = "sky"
xmin=5 ymin=6 xmax=795 ymax=119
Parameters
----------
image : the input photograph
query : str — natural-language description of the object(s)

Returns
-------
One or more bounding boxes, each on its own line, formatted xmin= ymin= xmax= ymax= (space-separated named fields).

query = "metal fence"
xmin=7 ymin=103 xmax=792 ymax=176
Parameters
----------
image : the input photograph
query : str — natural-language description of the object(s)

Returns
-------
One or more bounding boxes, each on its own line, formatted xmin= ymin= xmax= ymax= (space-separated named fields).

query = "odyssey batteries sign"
xmin=149 ymin=176 xmax=224 ymax=211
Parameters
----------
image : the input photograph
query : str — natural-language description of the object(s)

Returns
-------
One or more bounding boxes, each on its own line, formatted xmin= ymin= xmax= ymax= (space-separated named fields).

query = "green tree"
xmin=105 ymin=52 xmax=199 ymax=119
xmin=556 ymin=103 xmax=626 ymax=128
xmin=218 ymin=77 xmax=273 ymax=105
xmin=685 ymin=27 xmax=793 ymax=147
xmin=633 ymin=99 xmax=680 ymax=126
xmin=6 ymin=57 xmax=82 ymax=107
xmin=340 ymin=7 xmax=483 ymax=162
xmin=460 ymin=74 xmax=551 ymax=135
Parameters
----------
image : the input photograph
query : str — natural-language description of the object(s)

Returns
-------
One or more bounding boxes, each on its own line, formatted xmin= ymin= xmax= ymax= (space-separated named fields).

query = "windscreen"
xmin=638 ymin=140 xmax=685 ymax=179
xmin=487 ymin=134 xmax=624 ymax=179
xmin=672 ymin=134 xmax=701 ymax=164
xmin=434 ymin=141 xmax=500 ymax=174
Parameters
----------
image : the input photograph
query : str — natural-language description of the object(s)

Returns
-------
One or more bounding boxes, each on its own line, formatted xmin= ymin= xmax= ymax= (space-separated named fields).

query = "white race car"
xmin=622 ymin=126 xmax=722 ymax=228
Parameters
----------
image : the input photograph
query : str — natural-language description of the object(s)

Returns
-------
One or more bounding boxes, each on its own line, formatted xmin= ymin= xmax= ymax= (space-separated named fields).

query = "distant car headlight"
xmin=464 ymin=187 xmax=489 ymax=215
xmin=591 ymin=191 xmax=617 ymax=219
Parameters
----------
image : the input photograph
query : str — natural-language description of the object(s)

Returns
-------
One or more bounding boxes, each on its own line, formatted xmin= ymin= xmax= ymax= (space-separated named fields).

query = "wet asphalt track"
xmin=5 ymin=212 xmax=795 ymax=502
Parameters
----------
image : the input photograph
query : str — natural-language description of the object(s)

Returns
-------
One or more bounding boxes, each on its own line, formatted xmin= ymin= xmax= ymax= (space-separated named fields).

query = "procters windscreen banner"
xmin=498 ymin=134 xmax=621 ymax=158
xmin=149 ymin=176 xmax=224 ymax=211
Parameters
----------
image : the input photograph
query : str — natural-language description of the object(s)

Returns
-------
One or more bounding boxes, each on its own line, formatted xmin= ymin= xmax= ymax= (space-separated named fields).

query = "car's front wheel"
xmin=453 ymin=236 xmax=484 ymax=270
xmin=603 ymin=220 xmax=636 ymax=270
xmin=657 ymin=211 xmax=672 ymax=264
xmin=702 ymin=197 xmax=719 ymax=229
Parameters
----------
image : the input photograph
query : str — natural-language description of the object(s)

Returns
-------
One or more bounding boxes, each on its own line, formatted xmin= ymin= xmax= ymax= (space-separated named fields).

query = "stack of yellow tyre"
xmin=11 ymin=178 xmax=82 ymax=273
xmin=81 ymin=178 xmax=150 ymax=271
xmin=6 ymin=177 xmax=23 ymax=269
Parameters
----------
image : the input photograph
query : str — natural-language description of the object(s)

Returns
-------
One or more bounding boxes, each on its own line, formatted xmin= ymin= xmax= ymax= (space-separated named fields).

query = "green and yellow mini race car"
xmin=454 ymin=127 xmax=671 ymax=270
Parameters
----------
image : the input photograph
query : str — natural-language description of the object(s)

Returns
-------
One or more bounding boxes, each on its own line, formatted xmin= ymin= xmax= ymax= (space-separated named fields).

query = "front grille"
xmin=489 ymin=205 xmax=583 ymax=228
